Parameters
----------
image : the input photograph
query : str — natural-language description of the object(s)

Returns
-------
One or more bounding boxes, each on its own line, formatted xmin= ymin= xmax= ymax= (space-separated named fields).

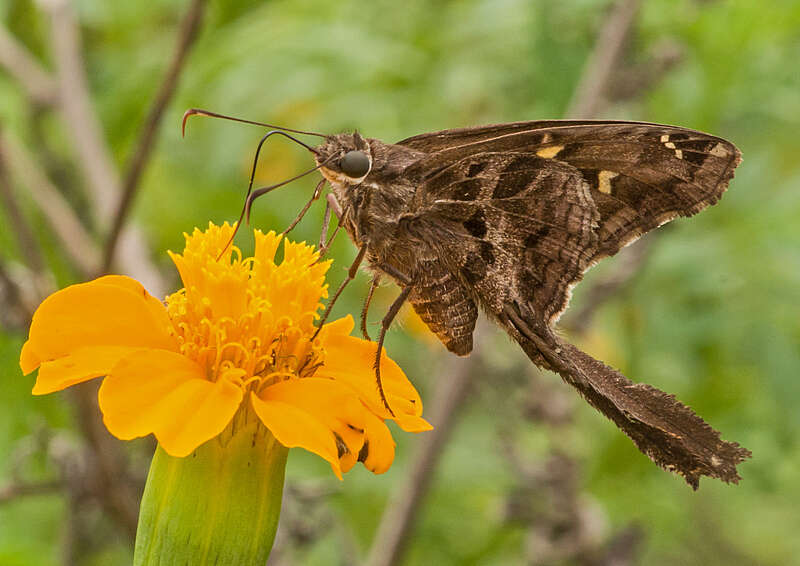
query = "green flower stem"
xmin=133 ymin=409 xmax=289 ymax=566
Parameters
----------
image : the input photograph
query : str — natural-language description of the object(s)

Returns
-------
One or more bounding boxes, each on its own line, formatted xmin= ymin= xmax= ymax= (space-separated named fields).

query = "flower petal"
xmin=32 ymin=345 xmax=149 ymax=395
xmin=252 ymin=377 xmax=399 ymax=477
xmin=318 ymin=332 xmax=431 ymax=430
xmin=99 ymin=350 xmax=243 ymax=457
xmin=318 ymin=315 xmax=355 ymax=339
xmin=393 ymin=413 xmax=434 ymax=434
xmin=360 ymin=410 xmax=396 ymax=474
xmin=250 ymin=392 xmax=343 ymax=480
xmin=91 ymin=275 xmax=172 ymax=329
xmin=21 ymin=277 xmax=176 ymax=392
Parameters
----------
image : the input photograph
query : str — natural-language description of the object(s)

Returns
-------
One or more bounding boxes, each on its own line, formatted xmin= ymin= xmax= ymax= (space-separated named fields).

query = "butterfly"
xmin=185 ymin=111 xmax=750 ymax=488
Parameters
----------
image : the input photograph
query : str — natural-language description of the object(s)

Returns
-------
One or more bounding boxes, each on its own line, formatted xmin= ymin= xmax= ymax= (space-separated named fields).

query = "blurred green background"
xmin=1 ymin=0 xmax=799 ymax=564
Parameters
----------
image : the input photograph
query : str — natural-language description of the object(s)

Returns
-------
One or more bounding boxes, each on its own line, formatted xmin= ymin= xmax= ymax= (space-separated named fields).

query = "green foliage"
xmin=2 ymin=0 xmax=799 ymax=564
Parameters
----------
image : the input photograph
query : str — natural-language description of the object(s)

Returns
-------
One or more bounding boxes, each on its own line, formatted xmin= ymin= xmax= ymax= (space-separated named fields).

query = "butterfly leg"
xmin=311 ymin=245 xmax=366 ymax=341
xmin=361 ymin=275 xmax=382 ymax=340
xmin=282 ymin=179 xmax=326 ymax=237
xmin=327 ymin=192 xmax=343 ymax=219
xmin=373 ymin=282 xmax=414 ymax=416
xmin=317 ymin=195 xmax=345 ymax=260
xmin=318 ymin=198 xmax=332 ymax=249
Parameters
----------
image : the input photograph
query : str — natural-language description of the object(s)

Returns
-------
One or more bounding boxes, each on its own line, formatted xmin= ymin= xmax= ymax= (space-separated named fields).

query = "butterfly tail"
xmin=504 ymin=305 xmax=751 ymax=489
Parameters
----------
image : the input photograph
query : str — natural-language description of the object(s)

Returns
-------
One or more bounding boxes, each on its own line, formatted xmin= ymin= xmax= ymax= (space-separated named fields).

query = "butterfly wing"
xmin=408 ymin=151 xmax=598 ymax=324
xmin=400 ymin=151 xmax=589 ymax=356
xmin=399 ymin=126 xmax=747 ymax=486
xmin=396 ymin=119 xmax=606 ymax=151
xmin=405 ymin=122 xmax=740 ymax=320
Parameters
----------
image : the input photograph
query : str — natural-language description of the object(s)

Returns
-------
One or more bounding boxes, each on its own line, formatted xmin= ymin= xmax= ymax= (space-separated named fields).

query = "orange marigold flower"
xmin=20 ymin=222 xmax=431 ymax=478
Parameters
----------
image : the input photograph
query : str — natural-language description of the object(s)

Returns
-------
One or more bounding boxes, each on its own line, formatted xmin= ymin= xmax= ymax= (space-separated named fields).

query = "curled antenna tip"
xmin=181 ymin=108 xmax=207 ymax=137
xmin=181 ymin=109 xmax=192 ymax=137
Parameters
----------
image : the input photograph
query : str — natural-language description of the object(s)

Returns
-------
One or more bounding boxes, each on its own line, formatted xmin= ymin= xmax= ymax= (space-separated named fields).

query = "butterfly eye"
xmin=340 ymin=150 xmax=370 ymax=178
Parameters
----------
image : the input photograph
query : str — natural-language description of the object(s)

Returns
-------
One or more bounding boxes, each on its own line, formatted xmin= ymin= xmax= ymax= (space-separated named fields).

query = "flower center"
xmin=162 ymin=227 xmax=331 ymax=393
xmin=165 ymin=289 xmax=325 ymax=392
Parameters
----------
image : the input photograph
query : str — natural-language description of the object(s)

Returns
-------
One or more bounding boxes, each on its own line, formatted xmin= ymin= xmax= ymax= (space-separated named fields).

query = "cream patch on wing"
xmin=536 ymin=145 xmax=564 ymax=159
xmin=710 ymin=142 xmax=729 ymax=157
xmin=660 ymin=135 xmax=684 ymax=160
xmin=597 ymin=170 xmax=619 ymax=194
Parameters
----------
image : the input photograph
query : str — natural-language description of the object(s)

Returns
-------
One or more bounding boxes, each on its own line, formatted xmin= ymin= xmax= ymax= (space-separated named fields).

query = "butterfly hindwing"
xmin=407 ymin=152 xmax=596 ymax=325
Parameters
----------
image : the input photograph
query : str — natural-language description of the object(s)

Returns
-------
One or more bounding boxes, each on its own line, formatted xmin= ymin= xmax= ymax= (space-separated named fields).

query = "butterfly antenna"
xmin=215 ymin=129 xmax=328 ymax=260
xmin=183 ymin=108 xmax=326 ymax=138
xmin=245 ymin=157 xmax=335 ymax=223
xmin=217 ymin=154 xmax=336 ymax=261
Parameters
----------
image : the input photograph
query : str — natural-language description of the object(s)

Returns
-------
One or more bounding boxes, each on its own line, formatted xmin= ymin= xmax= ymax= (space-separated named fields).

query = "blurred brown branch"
xmin=70 ymin=382 xmax=141 ymax=539
xmin=0 ymin=142 xmax=52 ymax=326
xmin=497 ymin=372 xmax=643 ymax=566
xmin=268 ymin=481 xmax=360 ymax=566
xmin=43 ymin=0 xmax=164 ymax=295
xmin=45 ymin=0 xmax=120 ymax=222
xmin=0 ymin=259 xmax=35 ymax=326
xmin=0 ymin=24 xmax=57 ymax=106
xmin=0 ymin=0 xmax=209 ymax=553
xmin=608 ymin=39 xmax=684 ymax=102
xmin=0 ymin=132 xmax=99 ymax=276
xmin=103 ymin=0 xmax=208 ymax=272
xmin=566 ymin=0 xmax=640 ymax=119
xmin=0 ymin=479 xmax=62 ymax=503
xmin=0 ymin=143 xmax=47 ymax=277
xmin=365 ymin=324 xmax=486 ymax=566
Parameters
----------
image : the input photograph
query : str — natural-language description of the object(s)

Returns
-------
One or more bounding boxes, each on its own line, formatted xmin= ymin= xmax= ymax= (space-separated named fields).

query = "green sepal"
xmin=133 ymin=409 xmax=289 ymax=566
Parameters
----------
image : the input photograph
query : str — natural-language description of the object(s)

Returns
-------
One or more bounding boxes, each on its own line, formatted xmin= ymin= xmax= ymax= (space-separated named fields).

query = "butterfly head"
xmin=315 ymin=131 xmax=373 ymax=187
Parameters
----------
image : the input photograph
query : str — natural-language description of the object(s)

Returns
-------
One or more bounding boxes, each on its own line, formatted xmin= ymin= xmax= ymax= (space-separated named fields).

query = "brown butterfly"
xmin=185 ymin=111 xmax=750 ymax=488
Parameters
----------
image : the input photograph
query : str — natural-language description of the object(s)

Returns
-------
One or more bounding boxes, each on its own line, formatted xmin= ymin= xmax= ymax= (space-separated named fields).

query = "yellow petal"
xmin=252 ymin=378 xmax=399 ymax=477
xmin=318 ymin=315 xmax=355 ymax=339
xmin=32 ymin=345 xmax=149 ymax=395
xmin=91 ymin=275 xmax=172 ymax=329
xmin=250 ymin=392 xmax=343 ymax=480
xmin=21 ymin=277 xmax=176 ymax=391
xmin=393 ymin=413 xmax=434 ymax=434
xmin=318 ymin=332 xmax=425 ymax=421
xmin=99 ymin=350 xmax=243 ymax=457
xmin=20 ymin=340 xmax=40 ymax=375
xmin=360 ymin=409 xmax=396 ymax=474
xmin=252 ymin=229 xmax=282 ymax=275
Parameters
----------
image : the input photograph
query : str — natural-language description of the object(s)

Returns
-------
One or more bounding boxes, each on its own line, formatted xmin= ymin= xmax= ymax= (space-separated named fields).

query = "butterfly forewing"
xmin=410 ymin=152 xmax=599 ymax=327
xmin=402 ymin=122 xmax=740 ymax=324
